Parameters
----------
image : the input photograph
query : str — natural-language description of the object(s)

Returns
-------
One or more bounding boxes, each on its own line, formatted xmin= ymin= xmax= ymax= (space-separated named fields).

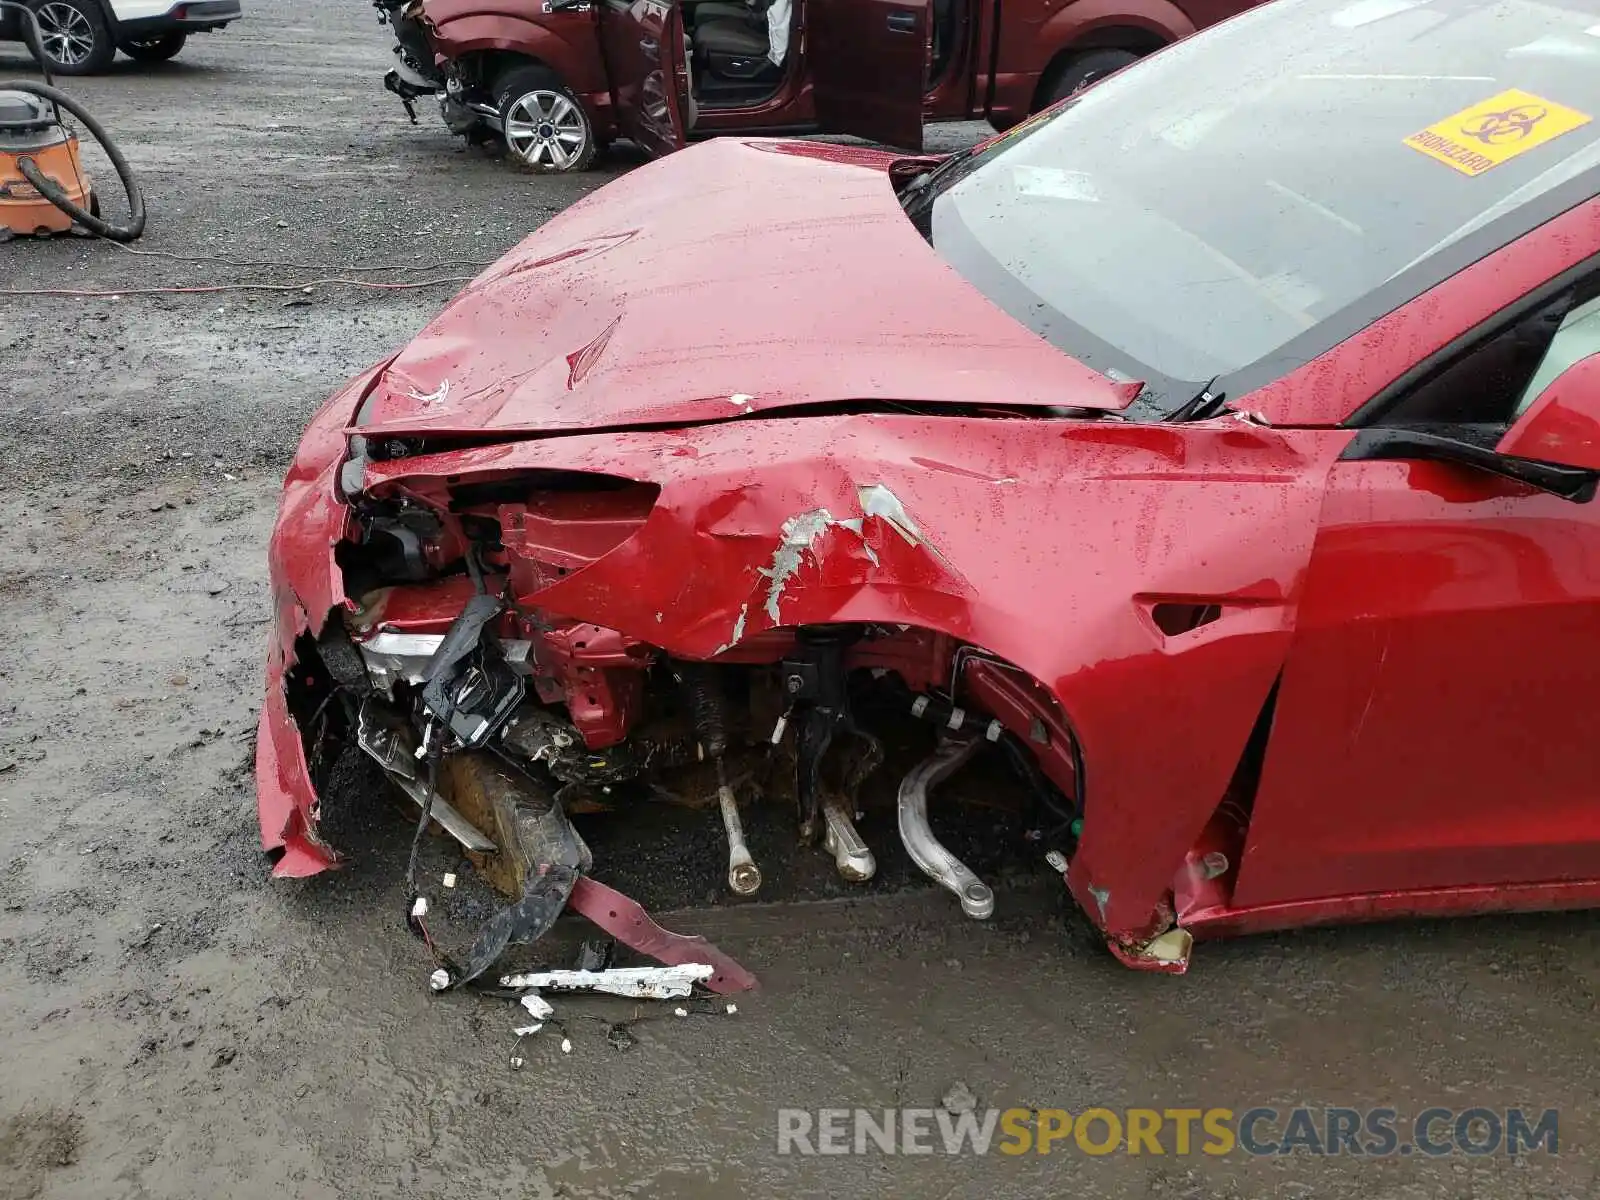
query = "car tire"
xmin=24 ymin=0 xmax=117 ymax=76
xmin=494 ymin=64 xmax=598 ymax=174
xmin=1043 ymin=48 xmax=1138 ymax=108
xmin=120 ymin=32 xmax=188 ymax=62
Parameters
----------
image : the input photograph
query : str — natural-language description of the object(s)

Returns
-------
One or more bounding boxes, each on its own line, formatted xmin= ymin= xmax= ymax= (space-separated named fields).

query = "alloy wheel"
xmin=503 ymin=90 xmax=589 ymax=171
xmin=36 ymin=2 xmax=95 ymax=68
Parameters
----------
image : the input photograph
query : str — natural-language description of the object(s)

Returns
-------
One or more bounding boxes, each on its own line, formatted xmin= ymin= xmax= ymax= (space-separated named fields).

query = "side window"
xmin=1376 ymin=275 xmax=1600 ymax=449
xmin=1514 ymin=294 xmax=1600 ymax=418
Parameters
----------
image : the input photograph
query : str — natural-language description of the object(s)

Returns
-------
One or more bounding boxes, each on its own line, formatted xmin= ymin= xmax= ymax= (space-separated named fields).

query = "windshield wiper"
xmin=900 ymin=143 xmax=989 ymax=215
xmin=1166 ymin=376 xmax=1226 ymax=423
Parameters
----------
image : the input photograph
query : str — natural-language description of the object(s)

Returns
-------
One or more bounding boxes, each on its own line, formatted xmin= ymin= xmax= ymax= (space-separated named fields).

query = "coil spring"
xmin=677 ymin=663 xmax=729 ymax=759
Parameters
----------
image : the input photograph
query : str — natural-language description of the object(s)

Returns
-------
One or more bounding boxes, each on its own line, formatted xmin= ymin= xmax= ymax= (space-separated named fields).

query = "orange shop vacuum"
xmin=0 ymin=3 xmax=144 ymax=242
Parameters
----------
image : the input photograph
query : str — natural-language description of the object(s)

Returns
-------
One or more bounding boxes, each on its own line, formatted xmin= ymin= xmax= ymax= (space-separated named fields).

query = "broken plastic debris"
xmin=513 ymin=1024 xmax=544 ymax=1037
xmin=500 ymin=964 xmax=713 ymax=1000
xmin=942 ymin=1081 xmax=978 ymax=1114
xmin=411 ymin=896 xmax=429 ymax=919
xmin=442 ymin=872 xmax=457 ymax=889
xmin=520 ymin=992 xmax=555 ymax=1021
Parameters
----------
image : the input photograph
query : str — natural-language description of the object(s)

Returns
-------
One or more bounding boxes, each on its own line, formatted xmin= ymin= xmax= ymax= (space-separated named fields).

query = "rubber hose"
xmin=4 ymin=79 xmax=145 ymax=241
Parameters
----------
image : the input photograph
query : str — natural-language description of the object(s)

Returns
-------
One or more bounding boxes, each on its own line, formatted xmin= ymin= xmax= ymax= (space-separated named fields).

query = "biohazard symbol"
xmin=1459 ymin=104 xmax=1547 ymax=146
xmin=1404 ymin=88 xmax=1593 ymax=176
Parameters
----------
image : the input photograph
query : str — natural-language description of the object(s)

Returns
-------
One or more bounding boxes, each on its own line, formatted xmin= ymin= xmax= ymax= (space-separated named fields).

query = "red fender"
xmin=428 ymin=13 xmax=611 ymax=106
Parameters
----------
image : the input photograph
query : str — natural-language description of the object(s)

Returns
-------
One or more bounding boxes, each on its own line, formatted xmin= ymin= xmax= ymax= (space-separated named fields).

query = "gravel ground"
xmin=1 ymin=3 xmax=1599 ymax=1198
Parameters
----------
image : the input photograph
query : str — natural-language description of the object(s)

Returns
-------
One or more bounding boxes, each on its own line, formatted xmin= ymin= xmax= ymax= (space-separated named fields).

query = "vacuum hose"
xmin=3 ymin=80 xmax=145 ymax=242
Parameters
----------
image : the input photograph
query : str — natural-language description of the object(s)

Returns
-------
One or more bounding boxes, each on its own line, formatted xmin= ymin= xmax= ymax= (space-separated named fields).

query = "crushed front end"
xmin=258 ymin=341 xmax=1339 ymax=984
xmin=256 ymin=389 xmax=1106 ymax=979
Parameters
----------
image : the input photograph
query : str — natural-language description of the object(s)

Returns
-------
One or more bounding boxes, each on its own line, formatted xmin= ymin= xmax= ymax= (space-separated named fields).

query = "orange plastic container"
xmin=0 ymin=92 xmax=93 ymax=238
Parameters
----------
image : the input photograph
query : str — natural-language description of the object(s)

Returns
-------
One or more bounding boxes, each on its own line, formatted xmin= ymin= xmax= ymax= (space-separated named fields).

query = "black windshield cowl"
xmin=1167 ymin=378 xmax=1227 ymax=423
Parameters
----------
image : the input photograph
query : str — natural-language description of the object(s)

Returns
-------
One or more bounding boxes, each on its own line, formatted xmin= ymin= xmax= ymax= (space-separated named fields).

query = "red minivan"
xmin=377 ymin=0 xmax=1263 ymax=171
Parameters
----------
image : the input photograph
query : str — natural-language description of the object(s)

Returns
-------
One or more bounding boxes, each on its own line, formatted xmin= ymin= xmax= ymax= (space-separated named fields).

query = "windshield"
xmin=912 ymin=0 xmax=1600 ymax=417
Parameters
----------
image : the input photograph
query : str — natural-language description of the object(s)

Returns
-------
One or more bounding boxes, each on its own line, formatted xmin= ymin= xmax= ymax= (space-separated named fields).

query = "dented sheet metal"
xmin=341 ymin=415 xmax=1344 ymax=938
xmin=260 ymin=362 xmax=1348 ymax=949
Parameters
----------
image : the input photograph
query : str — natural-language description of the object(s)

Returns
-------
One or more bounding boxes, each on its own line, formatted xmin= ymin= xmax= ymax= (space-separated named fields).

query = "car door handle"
xmin=886 ymin=10 xmax=917 ymax=32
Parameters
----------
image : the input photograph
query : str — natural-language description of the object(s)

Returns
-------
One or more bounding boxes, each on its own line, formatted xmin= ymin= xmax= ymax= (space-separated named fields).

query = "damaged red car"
xmin=261 ymin=0 xmax=1600 ymax=977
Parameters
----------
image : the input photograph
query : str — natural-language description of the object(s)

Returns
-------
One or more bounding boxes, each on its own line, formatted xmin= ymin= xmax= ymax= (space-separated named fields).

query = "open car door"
xmin=598 ymin=0 xmax=691 ymax=160
xmin=807 ymin=0 xmax=930 ymax=150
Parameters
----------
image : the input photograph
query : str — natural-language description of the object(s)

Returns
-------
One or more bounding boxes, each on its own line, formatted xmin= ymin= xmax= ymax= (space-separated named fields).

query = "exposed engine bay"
xmin=281 ymin=462 xmax=1094 ymax=985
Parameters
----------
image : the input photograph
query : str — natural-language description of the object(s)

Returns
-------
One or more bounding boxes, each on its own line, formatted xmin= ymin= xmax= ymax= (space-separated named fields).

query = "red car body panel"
xmin=1234 ymin=463 xmax=1600 ymax=906
xmin=417 ymin=0 xmax=1259 ymax=148
xmin=1245 ymin=199 xmax=1600 ymax=428
xmin=259 ymin=136 xmax=1600 ymax=962
xmin=257 ymin=365 xmax=386 ymax=877
xmin=363 ymin=142 xmax=1136 ymax=437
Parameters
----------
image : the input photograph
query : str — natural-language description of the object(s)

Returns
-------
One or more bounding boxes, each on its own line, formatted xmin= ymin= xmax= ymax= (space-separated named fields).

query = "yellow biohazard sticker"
xmin=1403 ymin=89 xmax=1592 ymax=176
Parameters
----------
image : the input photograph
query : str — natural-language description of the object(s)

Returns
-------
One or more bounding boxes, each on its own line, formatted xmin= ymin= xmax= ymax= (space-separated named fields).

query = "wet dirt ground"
xmin=2 ymin=3 xmax=1599 ymax=1197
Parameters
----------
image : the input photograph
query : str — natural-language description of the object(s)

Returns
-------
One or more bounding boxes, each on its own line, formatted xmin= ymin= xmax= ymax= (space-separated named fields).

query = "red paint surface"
xmin=1233 ymin=461 xmax=1600 ymax=906
xmin=362 ymin=141 xmax=1134 ymax=438
xmin=1498 ymin=354 xmax=1600 ymax=470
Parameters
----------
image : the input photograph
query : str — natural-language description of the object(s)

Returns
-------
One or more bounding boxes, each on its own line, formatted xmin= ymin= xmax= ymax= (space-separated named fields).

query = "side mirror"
xmin=1496 ymin=353 xmax=1600 ymax=470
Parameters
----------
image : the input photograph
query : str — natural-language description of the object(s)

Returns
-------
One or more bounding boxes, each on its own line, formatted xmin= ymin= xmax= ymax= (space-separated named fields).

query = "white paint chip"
xmin=858 ymin=483 xmax=935 ymax=553
xmin=758 ymin=508 xmax=835 ymax=622
xmin=715 ymin=603 xmax=750 ymax=655
xmin=500 ymin=964 xmax=712 ymax=1000
xmin=405 ymin=379 xmax=451 ymax=406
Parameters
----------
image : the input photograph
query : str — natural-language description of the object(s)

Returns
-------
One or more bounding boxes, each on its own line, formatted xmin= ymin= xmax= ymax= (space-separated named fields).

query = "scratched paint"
xmin=758 ymin=509 xmax=836 ymax=623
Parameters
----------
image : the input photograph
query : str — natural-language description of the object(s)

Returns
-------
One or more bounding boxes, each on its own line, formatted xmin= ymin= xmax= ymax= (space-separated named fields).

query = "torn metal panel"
xmin=344 ymin=416 xmax=1344 ymax=937
xmin=567 ymin=877 xmax=758 ymax=994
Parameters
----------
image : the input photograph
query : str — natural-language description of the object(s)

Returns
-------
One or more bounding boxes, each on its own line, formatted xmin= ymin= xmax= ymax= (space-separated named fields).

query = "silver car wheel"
xmin=36 ymin=2 xmax=95 ymax=67
xmin=503 ymin=90 xmax=590 ymax=171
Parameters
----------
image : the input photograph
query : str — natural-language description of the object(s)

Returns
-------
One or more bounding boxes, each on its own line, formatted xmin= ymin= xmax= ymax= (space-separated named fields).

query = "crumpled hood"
xmin=360 ymin=139 xmax=1135 ymax=436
